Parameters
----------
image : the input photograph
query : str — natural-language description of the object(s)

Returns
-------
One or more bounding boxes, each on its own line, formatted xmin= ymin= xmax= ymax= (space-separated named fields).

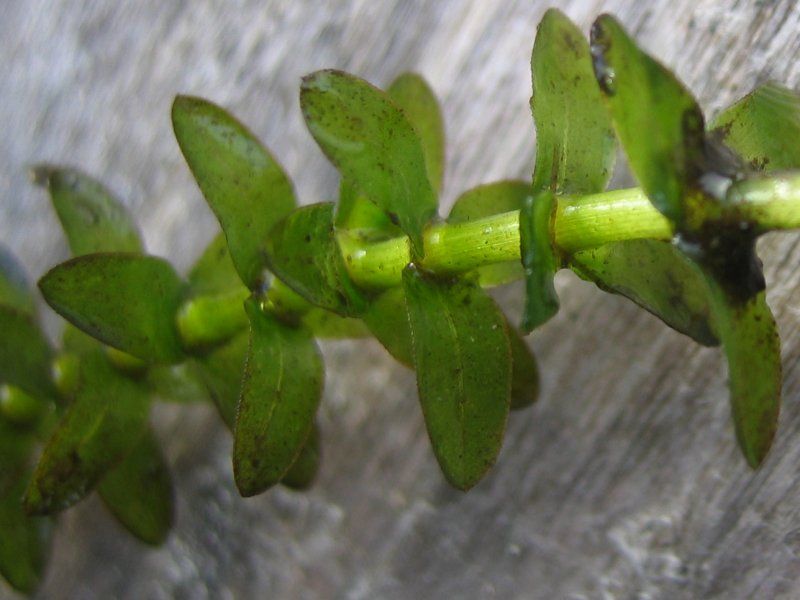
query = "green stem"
xmin=177 ymin=174 xmax=800 ymax=347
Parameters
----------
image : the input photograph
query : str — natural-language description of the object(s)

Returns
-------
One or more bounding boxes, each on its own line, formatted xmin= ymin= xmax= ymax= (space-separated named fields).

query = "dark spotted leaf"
xmin=39 ymin=254 xmax=185 ymax=364
xmin=25 ymin=351 xmax=149 ymax=514
xmin=448 ymin=180 xmax=530 ymax=286
xmin=98 ymin=429 xmax=173 ymax=545
xmin=590 ymin=14 xmax=705 ymax=226
xmin=570 ymin=239 xmax=719 ymax=346
xmin=301 ymin=70 xmax=438 ymax=259
xmin=32 ymin=166 xmax=142 ymax=256
xmin=172 ymin=96 xmax=296 ymax=289
xmin=387 ymin=72 xmax=446 ymax=193
xmin=264 ymin=202 xmax=367 ymax=317
xmin=280 ymin=422 xmax=321 ymax=491
xmin=709 ymin=82 xmax=800 ymax=172
xmin=233 ymin=298 xmax=323 ymax=497
xmin=403 ymin=267 xmax=511 ymax=490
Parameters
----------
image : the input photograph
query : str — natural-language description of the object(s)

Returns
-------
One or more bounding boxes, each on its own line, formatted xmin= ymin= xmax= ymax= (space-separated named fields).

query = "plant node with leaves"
xmin=3 ymin=9 xmax=800 ymax=594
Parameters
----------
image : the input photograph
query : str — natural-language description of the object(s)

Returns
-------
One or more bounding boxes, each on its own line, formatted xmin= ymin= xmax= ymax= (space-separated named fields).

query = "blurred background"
xmin=3 ymin=1 xmax=800 ymax=598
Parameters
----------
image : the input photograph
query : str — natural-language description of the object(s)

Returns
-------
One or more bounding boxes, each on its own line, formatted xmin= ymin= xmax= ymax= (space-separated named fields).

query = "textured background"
xmin=3 ymin=1 xmax=800 ymax=598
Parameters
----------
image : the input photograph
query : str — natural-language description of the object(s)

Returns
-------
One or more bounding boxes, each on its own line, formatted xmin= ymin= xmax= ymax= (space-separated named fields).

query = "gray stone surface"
xmin=3 ymin=1 xmax=800 ymax=598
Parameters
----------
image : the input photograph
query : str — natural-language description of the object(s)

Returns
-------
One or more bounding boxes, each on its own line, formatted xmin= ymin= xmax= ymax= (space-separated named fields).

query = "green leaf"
xmin=0 ymin=464 xmax=51 ymax=594
xmin=709 ymin=83 xmax=800 ymax=172
xmin=520 ymin=190 xmax=560 ymax=332
xmin=448 ymin=181 xmax=530 ymax=286
xmin=188 ymin=232 xmax=244 ymax=296
xmin=387 ymin=72 xmax=446 ymax=193
xmin=280 ymin=421 xmax=321 ymax=491
xmin=300 ymin=70 xmax=438 ymax=259
xmin=302 ymin=309 xmax=370 ymax=339
xmin=402 ymin=267 xmax=511 ymax=490
xmin=569 ymin=240 xmax=719 ymax=346
xmin=335 ymin=179 xmax=401 ymax=237
xmin=39 ymin=254 xmax=185 ymax=364
xmin=508 ymin=326 xmax=539 ymax=410
xmin=264 ymin=203 xmax=367 ymax=317
xmin=362 ymin=286 xmax=413 ymax=367
xmin=32 ymin=166 xmax=143 ymax=256
xmin=172 ymin=96 xmax=296 ymax=289
xmin=590 ymin=14 xmax=705 ymax=225
xmin=192 ymin=331 xmax=249 ymax=429
xmin=531 ymin=9 xmax=616 ymax=195
xmin=98 ymin=429 xmax=173 ymax=545
xmin=0 ymin=244 xmax=35 ymax=315
xmin=233 ymin=298 xmax=323 ymax=497
xmin=25 ymin=351 xmax=150 ymax=514
xmin=0 ymin=305 xmax=56 ymax=401
xmin=706 ymin=284 xmax=781 ymax=467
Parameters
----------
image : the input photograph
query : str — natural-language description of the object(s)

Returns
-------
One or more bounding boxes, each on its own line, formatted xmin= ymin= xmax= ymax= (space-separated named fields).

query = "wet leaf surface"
xmin=39 ymin=253 xmax=185 ymax=364
xmin=172 ymin=96 xmax=296 ymax=289
xmin=403 ymin=266 xmax=511 ymax=490
xmin=301 ymin=70 xmax=438 ymax=258
xmin=234 ymin=298 xmax=323 ymax=497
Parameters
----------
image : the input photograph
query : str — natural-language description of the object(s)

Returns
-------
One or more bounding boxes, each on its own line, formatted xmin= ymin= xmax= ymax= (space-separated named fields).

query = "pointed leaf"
xmin=448 ymin=181 xmax=530 ymax=286
xmin=520 ymin=190 xmax=560 ymax=332
xmin=590 ymin=14 xmax=706 ymax=225
xmin=508 ymin=326 xmax=539 ymax=410
xmin=172 ymin=96 xmax=296 ymax=289
xmin=570 ymin=240 xmax=719 ymax=346
xmin=264 ymin=202 xmax=367 ymax=317
xmin=25 ymin=351 xmax=149 ymax=514
xmin=0 ymin=244 xmax=35 ymax=315
xmin=39 ymin=254 xmax=185 ymax=363
xmin=710 ymin=83 xmax=800 ymax=172
xmin=280 ymin=421 xmax=321 ymax=491
xmin=0 ymin=305 xmax=56 ymax=400
xmin=403 ymin=267 xmax=511 ymax=490
xmin=233 ymin=299 xmax=323 ymax=497
xmin=531 ymin=9 xmax=616 ymax=195
xmin=188 ymin=232 xmax=244 ymax=296
xmin=300 ymin=70 xmax=438 ymax=258
xmin=98 ymin=429 xmax=173 ymax=545
xmin=387 ymin=72 xmax=446 ymax=193
xmin=706 ymin=283 xmax=781 ymax=467
xmin=32 ymin=166 xmax=142 ymax=255
xmin=363 ymin=286 xmax=413 ymax=367
xmin=192 ymin=331 xmax=249 ymax=429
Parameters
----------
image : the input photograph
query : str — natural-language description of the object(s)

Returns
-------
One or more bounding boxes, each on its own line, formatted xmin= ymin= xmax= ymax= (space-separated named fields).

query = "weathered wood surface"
xmin=3 ymin=1 xmax=800 ymax=598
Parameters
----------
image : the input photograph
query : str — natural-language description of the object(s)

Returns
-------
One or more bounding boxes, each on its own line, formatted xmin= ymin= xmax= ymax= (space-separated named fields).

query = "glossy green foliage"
xmin=234 ymin=299 xmax=323 ymax=496
xmin=706 ymin=284 xmax=781 ymax=467
xmin=39 ymin=254 xmax=185 ymax=364
xmin=0 ymin=245 xmax=35 ymax=315
xmin=710 ymin=83 xmax=800 ymax=172
xmin=280 ymin=422 xmax=321 ymax=491
xmin=570 ymin=240 xmax=718 ymax=346
xmin=508 ymin=326 xmax=539 ymax=410
xmin=363 ymin=286 xmax=413 ymax=367
xmin=335 ymin=180 xmax=401 ymax=236
xmin=531 ymin=9 xmax=616 ymax=195
xmin=188 ymin=232 xmax=244 ymax=296
xmin=520 ymin=190 xmax=560 ymax=332
xmin=172 ymin=96 xmax=296 ymax=289
xmin=387 ymin=73 xmax=446 ymax=193
xmin=0 ymin=306 xmax=56 ymax=401
xmin=264 ymin=202 xmax=367 ymax=317
xmin=33 ymin=166 xmax=142 ymax=255
xmin=301 ymin=70 xmax=438 ymax=258
xmin=0 ymin=470 xmax=50 ymax=594
xmin=25 ymin=351 xmax=149 ymax=514
xmin=590 ymin=14 xmax=705 ymax=226
xmin=192 ymin=331 xmax=249 ymax=429
xmin=97 ymin=430 xmax=173 ymax=545
xmin=403 ymin=267 xmax=511 ymax=490
xmin=448 ymin=181 xmax=529 ymax=286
